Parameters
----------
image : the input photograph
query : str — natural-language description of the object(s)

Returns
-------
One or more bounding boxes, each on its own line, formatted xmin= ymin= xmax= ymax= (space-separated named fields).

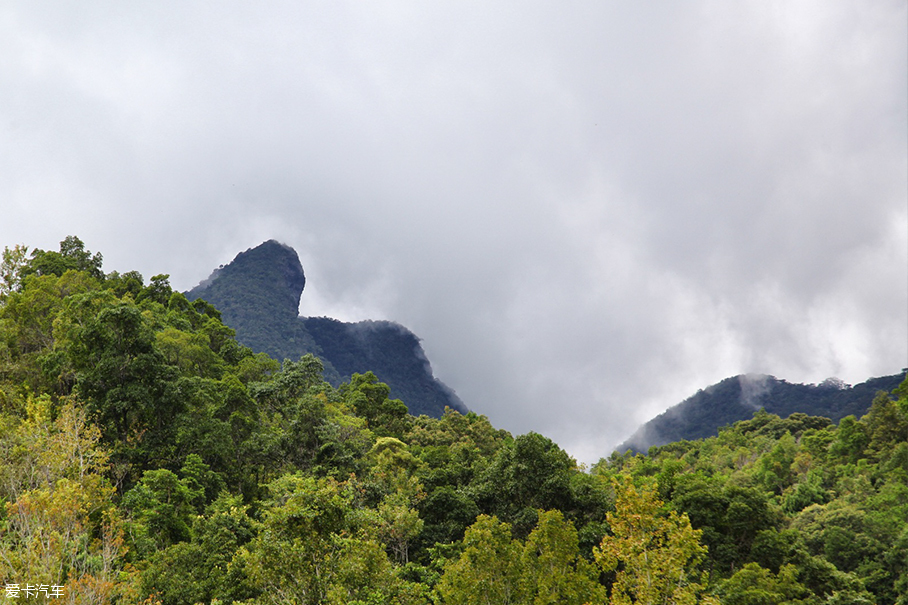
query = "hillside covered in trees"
xmin=621 ymin=372 xmax=907 ymax=452
xmin=1 ymin=237 xmax=906 ymax=604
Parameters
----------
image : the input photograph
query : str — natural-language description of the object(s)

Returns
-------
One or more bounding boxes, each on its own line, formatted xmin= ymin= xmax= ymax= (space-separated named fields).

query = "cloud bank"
xmin=1 ymin=1 xmax=905 ymax=462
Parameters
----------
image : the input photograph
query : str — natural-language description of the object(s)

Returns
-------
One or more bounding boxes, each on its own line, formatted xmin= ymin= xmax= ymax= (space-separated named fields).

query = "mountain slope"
xmin=619 ymin=370 xmax=907 ymax=453
xmin=187 ymin=240 xmax=466 ymax=417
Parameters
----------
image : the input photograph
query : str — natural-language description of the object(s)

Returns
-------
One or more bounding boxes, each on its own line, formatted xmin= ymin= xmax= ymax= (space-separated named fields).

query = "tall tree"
xmin=436 ymin=514 xmax=526 ymax=605
xmin=594 ymin=477 xmax=719 ymax=605
xmin=25 ymin=236 xmax=104 ymax=280
xmin=520 ymin=509 xmax=606 ymax=605
xmin=0 ymin=244 xmax=29 ymax=300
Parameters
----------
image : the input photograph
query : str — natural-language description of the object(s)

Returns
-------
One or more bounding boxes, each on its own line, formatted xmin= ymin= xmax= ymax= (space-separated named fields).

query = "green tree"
xmin=155 ymin=326 xmax=223 ymax=378
xmin=520 ymin=509 xmax=606 ymax=605
xmin=237 ymin=474 xmax=415 ymax=605
xmin=24 ymin=236 xmax=104 ymax=280
xmin=436 ymin=514 xmax=527 ymax=605
xmin=753 ymin=432 xmax=798 ymax=495
xmin=139 ymin=493 xmax=257 ymax=605
xmin=718 ymin=563 xmax=813 ymax=605
xmin=341 ymin=371 xmax=411 ymax=438
xmin=863 ymin=390 xmax=908 ymax=457
xmin=136 ymin=274 xmax=173 ymax=305
xmin=121 ymin=468 xmax=197 ymax=557
xmin=0 ymin=244 xmax=29 ymax=300
xmin=473 ymin=432 xmax=575 ymax=537
xmin=594 ymin=477 xmax=718 ymax=605
xmin=669 ymin=478 xmax=776 ymax=575
xmin=829 ymin=416 xmax=869 ymax=464
xmin=1 ymin=271 xmax=98 ymax=359
xmin=416 ymin=486 xmax=480 ymax=554
xmin=63 ymin=297 xmax=177 ymax=449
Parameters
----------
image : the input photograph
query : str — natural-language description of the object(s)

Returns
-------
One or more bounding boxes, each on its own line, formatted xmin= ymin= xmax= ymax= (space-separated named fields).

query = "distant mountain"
xmin=187 ymin=240 xmax=467 ymax=418
xmin=619 ymin=370 xmax=907 ymax=453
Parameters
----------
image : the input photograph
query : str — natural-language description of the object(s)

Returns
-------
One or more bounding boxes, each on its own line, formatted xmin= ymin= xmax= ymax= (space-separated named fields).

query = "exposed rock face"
xmin=618 ymin=370 xmax=907 ymax=453
xmin=187 ymin=240 xmax=466 ymax=417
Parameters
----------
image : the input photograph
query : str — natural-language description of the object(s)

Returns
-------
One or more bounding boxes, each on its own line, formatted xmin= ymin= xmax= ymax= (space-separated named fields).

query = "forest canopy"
xmin=1 ymin=237 xmax=906 ymax=604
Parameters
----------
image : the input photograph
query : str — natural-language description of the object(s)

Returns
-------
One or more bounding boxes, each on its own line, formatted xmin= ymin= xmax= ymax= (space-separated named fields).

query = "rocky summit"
xmin=187 ymin=240 xmax=466 ymax=417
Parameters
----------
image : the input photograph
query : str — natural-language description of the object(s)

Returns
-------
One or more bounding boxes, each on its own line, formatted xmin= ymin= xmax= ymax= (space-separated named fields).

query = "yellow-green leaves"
xmin=437 ymin=510 xmax=604 ymax=605
xmin=0 ymin=399 xmax=123 ymax=604
xmin=436 ymin=515 xmax=525 ymax=605
xmin=239 ymin=474 xmax=426 ymax=605
xmin=521 ymin=509 xmax=606 ymax=605
xmin=594 ymin=478 xmax=718 ymax=605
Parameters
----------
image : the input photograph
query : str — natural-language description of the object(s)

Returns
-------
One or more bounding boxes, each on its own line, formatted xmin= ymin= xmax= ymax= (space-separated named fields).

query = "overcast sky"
xmin=2 ymin=1 xmax=906 ymax=462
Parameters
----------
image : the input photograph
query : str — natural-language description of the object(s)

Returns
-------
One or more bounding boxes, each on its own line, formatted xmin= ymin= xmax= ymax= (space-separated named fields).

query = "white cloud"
xmin=1 ymin=1 xmax=905 ymax=462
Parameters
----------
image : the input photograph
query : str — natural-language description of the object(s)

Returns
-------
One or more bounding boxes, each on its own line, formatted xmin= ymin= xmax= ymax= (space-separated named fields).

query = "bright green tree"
xmin=436 ymin=514 xmax=527 ymax=605
xmin=718 ymin=563 xmax=813 ymax=605
xmin=237 ymin=473 xmax=422 ymax=605
xmin=594 ymin=477 xmax=718 ymax=605
xmin=520 ymin=509 xmax=606 ymax=605
xmin=24 ymin=236 xmax=104 ymax=280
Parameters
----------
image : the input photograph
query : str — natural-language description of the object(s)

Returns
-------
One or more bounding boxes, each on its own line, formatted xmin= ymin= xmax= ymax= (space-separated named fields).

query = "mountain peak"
xmin=235 ymin=240 xmax=304 ymax=312
xmin=187 ymin=240 xmax=466 ymax=418
xmin=187 ymin=240 xmax=315 ymax=363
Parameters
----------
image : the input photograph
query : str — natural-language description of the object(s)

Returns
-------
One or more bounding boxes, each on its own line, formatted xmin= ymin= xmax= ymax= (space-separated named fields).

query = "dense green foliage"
xmin=1 ymin=237 xmax=906 ymax=604
xmin=187 ymin=240 xmax=466 ymax=418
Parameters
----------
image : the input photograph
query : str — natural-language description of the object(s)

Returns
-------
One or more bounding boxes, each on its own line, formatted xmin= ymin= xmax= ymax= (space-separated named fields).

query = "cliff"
xmin=188 ymin=240 xmax=466 ymax=417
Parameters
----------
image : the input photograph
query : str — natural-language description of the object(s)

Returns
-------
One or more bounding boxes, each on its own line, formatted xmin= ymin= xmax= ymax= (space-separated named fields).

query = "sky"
xmin=2 ymin=1 xmax=906 ymax=463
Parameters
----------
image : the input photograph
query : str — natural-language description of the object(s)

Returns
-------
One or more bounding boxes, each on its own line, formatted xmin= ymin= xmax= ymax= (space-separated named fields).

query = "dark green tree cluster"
xmin=1 ymin=237 xmax=906 ymax=604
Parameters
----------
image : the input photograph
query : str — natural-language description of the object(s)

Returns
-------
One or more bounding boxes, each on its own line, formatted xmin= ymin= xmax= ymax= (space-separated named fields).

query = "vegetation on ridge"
xmin=621 ymin=372 xmax=907 ymax=452
xmin=186 ymin=240 xmax=465 ymax=418
xmin=1 ymin=237 xmax=906 ymax=604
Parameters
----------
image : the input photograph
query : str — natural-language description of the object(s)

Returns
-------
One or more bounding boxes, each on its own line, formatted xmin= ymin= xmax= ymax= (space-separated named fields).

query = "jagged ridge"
xmin=187 ymin=240 xmax=466 ymax=418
